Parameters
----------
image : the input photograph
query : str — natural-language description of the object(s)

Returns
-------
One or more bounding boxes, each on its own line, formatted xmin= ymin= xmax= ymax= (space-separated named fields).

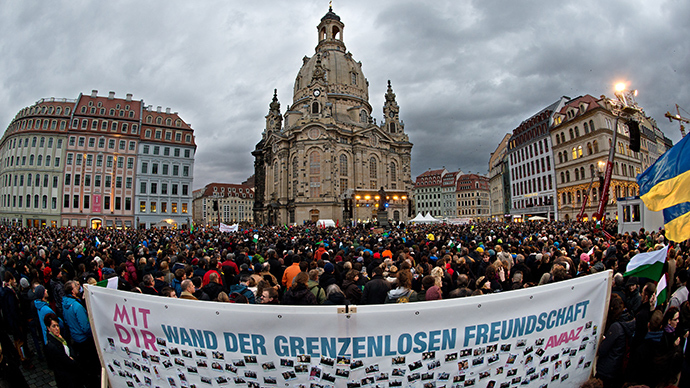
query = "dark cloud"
xmin=1 ymin=1 xmax=688 ymax=189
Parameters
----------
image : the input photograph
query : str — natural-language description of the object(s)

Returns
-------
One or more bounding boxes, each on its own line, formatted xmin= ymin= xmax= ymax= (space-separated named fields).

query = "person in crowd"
xmin=360 ymin=266 xmax=391 ymax=305
xmin=596 ymin=293 xmax=635 ymax=388
xmin=307 ymin=269 xmax=326 ymax=304
xmin=229 ymin=275 xmax=257 ymax=304
xmin=43 ymin=313 xmax=80 ymax=388
xmin=342 ymin=269 xmax=362 ymax=305
xmin=282 ymin=272 xmax=317 ymax=305
xmin=385 ymin=269 xmax=418 ymax=303
xmin=323 ymin=284 xmax=347 ymax=305
xmin=62 ymin=280 xmax=100 ymax=387
xmin=179 ymin=279 xmax=198 ymax=300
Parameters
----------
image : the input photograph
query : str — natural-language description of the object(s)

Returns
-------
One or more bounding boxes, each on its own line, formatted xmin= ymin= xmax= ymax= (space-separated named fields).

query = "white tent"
xmin=408 ymin=213 xmax=427 ymax=224
xmin=528 ymin=215 xmax=548 ymax=221
xmin=316 ymin=219 xmax=336 ymax=228
xmin=423 ymin=213 xmax=442 ymax=223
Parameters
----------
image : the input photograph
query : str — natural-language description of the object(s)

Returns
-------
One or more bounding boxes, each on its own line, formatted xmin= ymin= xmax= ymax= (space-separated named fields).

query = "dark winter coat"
xmin=282 ymin=283 xmax=317 ymax=305
xmin=44 ymin=332 xmax=80 ymax=388
xmin=596 ymin=316 xmax=635 ymax=379
xmin=342 ymin=280 xmax=362 ymax=305
xmin=360 ymin=275 xmax=391 ymax=305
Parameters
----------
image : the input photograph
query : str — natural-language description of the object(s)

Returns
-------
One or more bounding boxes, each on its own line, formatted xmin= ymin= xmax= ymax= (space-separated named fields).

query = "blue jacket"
xmin=228 ymin=284 xmax=256 ymax=304
xmin=35 ymin=299 xmax=62 ymax=345
xmin=171 ymin=278 xmax=182 ymax=297
xmin=62 ymin=295 xmax=92 ymax=343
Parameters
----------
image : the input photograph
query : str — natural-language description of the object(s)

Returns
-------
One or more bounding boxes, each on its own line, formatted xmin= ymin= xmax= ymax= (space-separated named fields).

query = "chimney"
xmin=157 ymin=106 xmax=162 ymax=113
xmin=108 ymin=91 xmax=115 ymax=99
xmin=91 ymin=90 xmax=98 ymax=98
xmin=126 ymin=93 xmax=132 ymax=102
xmin=166 ymin=107 xmax=171 ymax=114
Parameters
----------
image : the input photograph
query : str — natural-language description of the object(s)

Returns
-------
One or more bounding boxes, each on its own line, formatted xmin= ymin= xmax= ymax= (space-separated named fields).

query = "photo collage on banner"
xmin=86 ymin=271 xmax=611 ymax=388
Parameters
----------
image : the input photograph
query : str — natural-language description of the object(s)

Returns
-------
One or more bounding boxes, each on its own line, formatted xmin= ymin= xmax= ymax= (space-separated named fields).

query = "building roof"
xmin=201 ymin=183 xmax=254 ymax=199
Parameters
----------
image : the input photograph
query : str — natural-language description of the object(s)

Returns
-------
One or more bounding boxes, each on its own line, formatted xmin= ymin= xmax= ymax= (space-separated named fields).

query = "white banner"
xmin=219 ymin=223 xmax=239 ymax=233
xmin=85 ymin=271 xmax=611 ymax=388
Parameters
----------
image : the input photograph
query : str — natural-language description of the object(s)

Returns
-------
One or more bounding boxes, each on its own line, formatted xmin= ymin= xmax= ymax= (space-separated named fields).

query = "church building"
xmin=253 ymin=6 xmax=413 ymax=225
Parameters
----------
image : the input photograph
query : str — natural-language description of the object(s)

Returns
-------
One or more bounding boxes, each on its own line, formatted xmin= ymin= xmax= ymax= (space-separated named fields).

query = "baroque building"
xmin=253 ymin=7 xmax=413 ymax=225
xmin=192 ymin=183 xmax=254 ymax=226
xmin=0 ymin=90 xmax=195 ymax=229
xmin=551 ymin=94 xmax=670 ymax=220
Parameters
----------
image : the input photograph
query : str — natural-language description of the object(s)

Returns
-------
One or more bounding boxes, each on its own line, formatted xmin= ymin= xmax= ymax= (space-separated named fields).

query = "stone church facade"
xmin=253 ymin=7 xmax=413 ymax=225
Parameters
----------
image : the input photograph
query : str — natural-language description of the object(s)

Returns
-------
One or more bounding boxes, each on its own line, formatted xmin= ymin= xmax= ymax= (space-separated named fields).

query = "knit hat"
xmin=35 ymin=285 xmax=46 ymax=300
xmin=580 ymin=253 xmax=590 ymax=263
xmin=20 ymin=278 xmax=30 ymax=289
xmin=324 ymin=263 xmax=335 ymax=274
xmin=43 ymin=267 xmax=52 ymax=278
xmin=476 ymin=247 xmax=484 ymax=253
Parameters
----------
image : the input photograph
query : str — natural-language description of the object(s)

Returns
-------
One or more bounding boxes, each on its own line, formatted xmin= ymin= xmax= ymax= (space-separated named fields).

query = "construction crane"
xmin=665 ymin=104 xmax=689 ymax=137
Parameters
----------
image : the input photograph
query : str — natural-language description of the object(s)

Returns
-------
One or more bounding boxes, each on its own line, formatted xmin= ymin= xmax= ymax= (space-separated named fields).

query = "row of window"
xmin=4 ymin=154 xmax=60 ymax=169
xmin=511 ymin=156 xmax=552 ymax=181
xmin=18 ymin=118 xmax=68 ymax=131
xmin=69 ymin=136 xmax=136 ymax=151
xmin=512 ymin=175 xmax=554 ymax=197
xmin=5 ymin=136 xmax=63 ymax=150
xmin=142 ymin=145 xmax=192 ymax=158
xmin=555 ymin=119 xmax=596 ymax=145
xmin=139 ymin=182 xmax=190 ymax=196
xmin=139 ymin=201 xmax=188 ymax=214
xmin=3 ymin=173 xmax=58 ymax=188
xmin=141 ymin=162 xmax=190 ymax=177
xmin=510 ymin=138 xmax=550 ymax=165
xmin=66 ymin=153 xmax=133 ymax=169
xmin=28 ymin=105 xmax=71 ymax=116
xmin=2 ymin=194 xmax=58 ymax=210
xmin=72 ymin=118 xmax=138 ymax=134
xmin=513 ymin=195 xmax=554 ymax=210
xmin=80 ymin=104 xmax=136 ymax=119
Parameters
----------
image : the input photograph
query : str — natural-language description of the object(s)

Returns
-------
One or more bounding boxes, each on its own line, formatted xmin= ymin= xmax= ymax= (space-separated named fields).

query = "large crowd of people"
xmin=0 ymin=220 xmax=689 ymax=387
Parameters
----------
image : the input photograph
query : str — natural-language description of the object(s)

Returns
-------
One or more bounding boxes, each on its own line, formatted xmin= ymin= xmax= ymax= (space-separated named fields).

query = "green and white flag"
xmin=624 ymin=245 xmax=668 ymax=280
xmin=96 ymin=277 xmax=118 ymax=289
xmin=656 ymin=273 xmax=668 ymax=307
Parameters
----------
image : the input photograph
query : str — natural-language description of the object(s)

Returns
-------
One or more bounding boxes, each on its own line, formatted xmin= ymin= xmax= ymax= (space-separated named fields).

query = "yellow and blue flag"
xmin=637 ymin=134 xmax=690 ymax=242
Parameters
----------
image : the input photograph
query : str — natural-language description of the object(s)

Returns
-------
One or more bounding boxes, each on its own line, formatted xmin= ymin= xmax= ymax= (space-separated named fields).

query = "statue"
xmin=378 ymin=187 xmax=387 ymax=209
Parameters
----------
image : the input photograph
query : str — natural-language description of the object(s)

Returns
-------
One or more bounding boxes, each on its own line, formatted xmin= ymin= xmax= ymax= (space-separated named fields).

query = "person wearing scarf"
xmin=43 ymin=313 xmax=81 ymax=388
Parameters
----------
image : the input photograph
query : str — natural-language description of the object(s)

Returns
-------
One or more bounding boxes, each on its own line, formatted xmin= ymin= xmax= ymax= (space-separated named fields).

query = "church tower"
xmin=253 ymin=6 xmax=413 ymax=225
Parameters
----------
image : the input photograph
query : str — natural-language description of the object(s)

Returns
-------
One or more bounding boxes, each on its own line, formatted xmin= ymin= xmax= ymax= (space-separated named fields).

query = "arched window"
xmin=34 ymin=195 xmax=39 ymax=208
xmin=35 ymin=174 xmax=40 ymax=186
xmin=589 ymin=120 xmax=595 ymax=132
xmin=274 ymin=162 xmax=279 ymax=184
xmin=574 ymin=126 xmax=580 ymax=137
xmin=575 ymin=169 xmax=580 ymax=181
xmin=576 ymin=190 xmax=581 ymax=203
xmin=369 ymin=157 xmax=377 ymax=178
xmin=332 ymin=26 xmax=340 ymax=39
xmin=311 ymin=102 xmax=320 ymax=114
xmin=572 ymin=147 xmax=577 ymax=160
xmin=27 ymin=173 xmax=32 ymax=186
xmin=562 ymin=192 xmax=567 ymax=205
xmin=561 ymin=133 xmax=566 ymax=144
xmin=156 ymin=117 xmax=162 ymax=125
xmin=292 ymin=158 xmax=299 ymax=179
xmin=42 ymin=195 xmax=47 ymax=209
xmin=390 ymin=162 xmax=397 ymax=181
xmin=309 ymin=151 xmax=321 ymax=198
xmin=569 ymin=128 xmax=574 ymax=139
xmin=556 ymin=135 xmax=561 ymax=145
xmin=578 ymin=145 xmax=583 ymax=157
xmin=146 ymin=115 xmax=152 ymax=123
xmin=584 ymin=122 xmax=589 ymax=134
xmin=593 ymin=140 xmax=599 ymax=153
xmin=566 ymin=171 xmax=570 ymax=182
xmin=389 ymin=122 xmax=396 ymax=133
xmin=580 ymin=167 xmax=585 ymax=179
xmin=587 ymin=143 xmax=593 ymax=155
xmin=37 ymin=155 xmax=43 ymax=166
xmin=340 ymin=154 xmax=348 ymax=176
xmin=567 ymin=192 xmax=572 ymax=204
xmin=558 ymin=152 xmax=563 ymax=164
xmin=560 ymin=172 xmax=565 ymax=184
xmin=360 ymin=110 xmax=367 ymax=123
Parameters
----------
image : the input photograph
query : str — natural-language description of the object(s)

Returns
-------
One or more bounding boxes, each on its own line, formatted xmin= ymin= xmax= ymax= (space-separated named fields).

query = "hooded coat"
xmin=62 ymin=295 xmax=92 ymax=343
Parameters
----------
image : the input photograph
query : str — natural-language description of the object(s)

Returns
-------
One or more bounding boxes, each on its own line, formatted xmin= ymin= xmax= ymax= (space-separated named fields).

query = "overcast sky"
xmin=1 ymin=0 xmax=688 ymax=189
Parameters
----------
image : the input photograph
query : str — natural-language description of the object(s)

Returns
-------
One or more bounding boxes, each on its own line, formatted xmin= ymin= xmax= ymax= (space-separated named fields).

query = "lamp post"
xmin=594 ymin=83 xmax=640 ymax=220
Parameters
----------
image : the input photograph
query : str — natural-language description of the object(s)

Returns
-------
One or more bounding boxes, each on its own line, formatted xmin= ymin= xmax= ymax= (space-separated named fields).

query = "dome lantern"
xmin=316 ymin=5 xmax=345 ymax=52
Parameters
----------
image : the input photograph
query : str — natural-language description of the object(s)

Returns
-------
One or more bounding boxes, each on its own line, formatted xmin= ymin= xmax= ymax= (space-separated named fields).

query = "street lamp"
xmin=594 ymin=82 xmax=640 ymax=220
